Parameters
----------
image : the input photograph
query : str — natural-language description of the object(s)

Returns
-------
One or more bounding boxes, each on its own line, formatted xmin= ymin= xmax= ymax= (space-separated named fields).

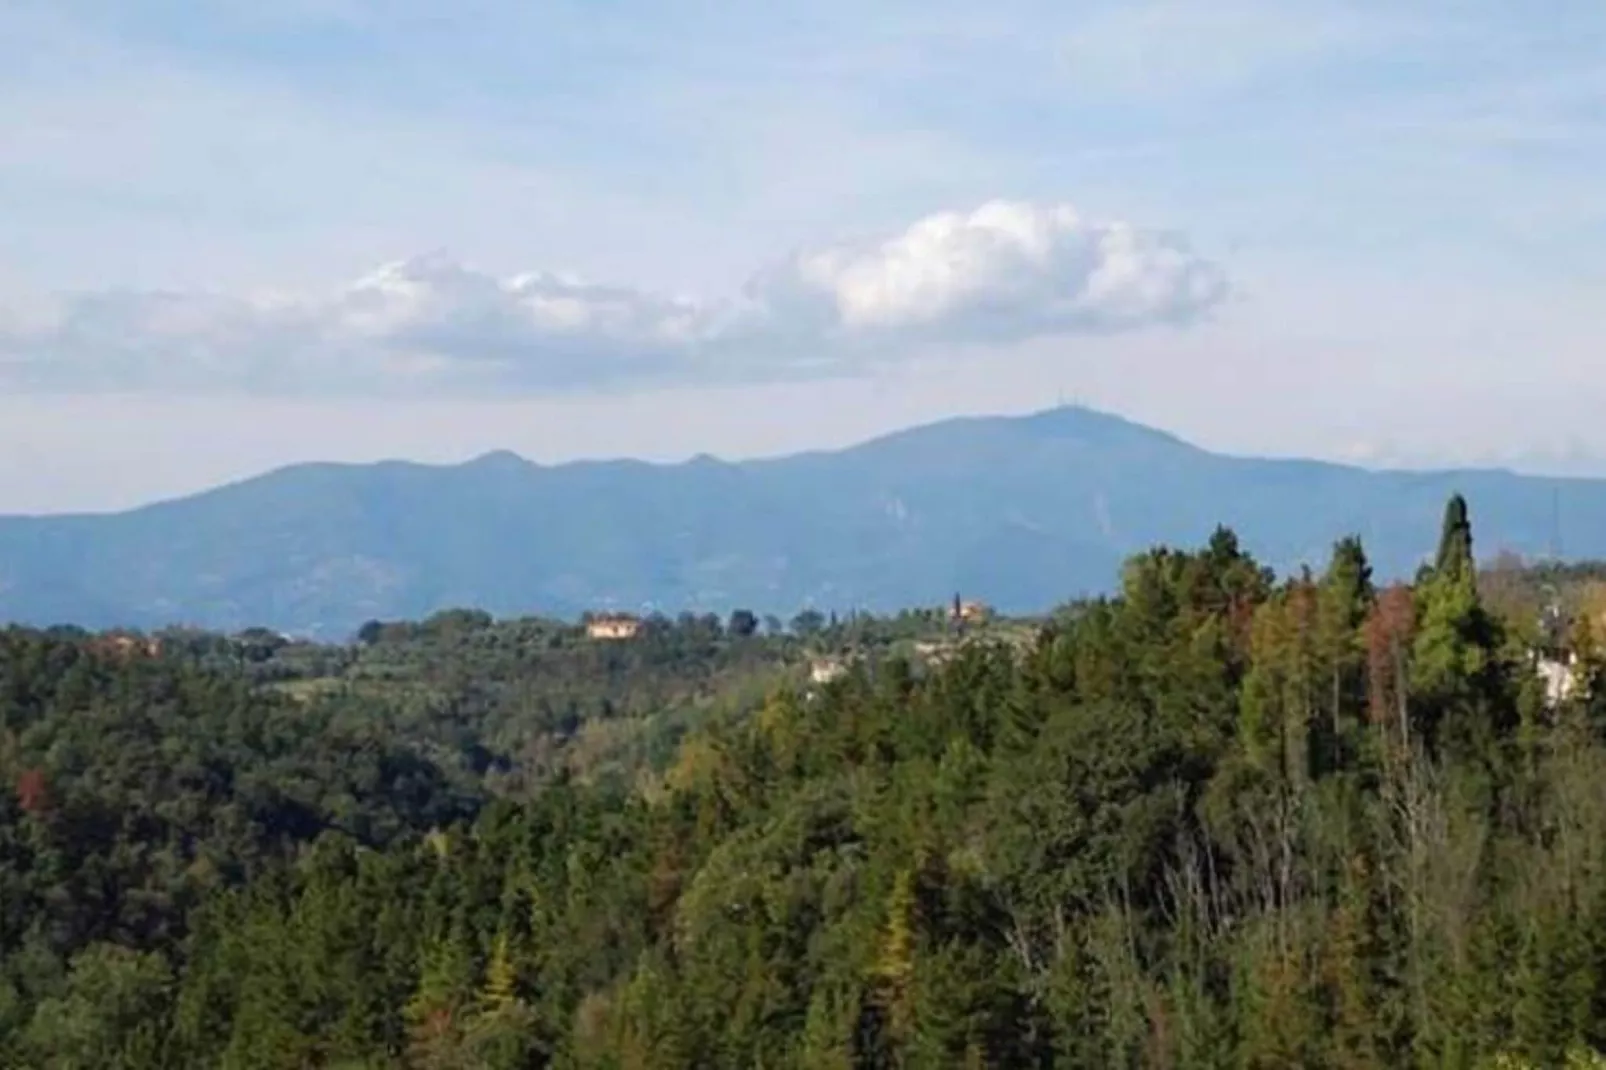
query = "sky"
xmin=1 ymin=0 xmax=1604 ymax=513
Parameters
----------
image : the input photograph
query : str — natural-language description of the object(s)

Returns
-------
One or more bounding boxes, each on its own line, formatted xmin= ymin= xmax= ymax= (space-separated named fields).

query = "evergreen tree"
xmin=1436 ymin=493 xmax=1476 ymax=582
xmin=1413 ymin=498 xmax=1510 ymax=758
xmin=873 ymin=866 xmax=920 ymax=1049
xmin=1318 ymin=536 xmax=1375 ymax=769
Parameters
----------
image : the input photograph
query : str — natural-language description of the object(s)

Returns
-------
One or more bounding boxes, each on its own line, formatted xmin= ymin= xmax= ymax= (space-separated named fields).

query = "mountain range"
xmin=2 ymin=405 xmax=1601 ymax=637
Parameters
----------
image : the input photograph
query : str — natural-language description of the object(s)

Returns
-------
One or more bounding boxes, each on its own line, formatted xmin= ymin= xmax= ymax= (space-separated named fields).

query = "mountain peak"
xmin=464 ymin=449 xmax=531 ymax=471
xmin=1015 ymin=404 xmax=1191 ymax=447
xmin=841 ymin=403 xmax=1197 ymax=461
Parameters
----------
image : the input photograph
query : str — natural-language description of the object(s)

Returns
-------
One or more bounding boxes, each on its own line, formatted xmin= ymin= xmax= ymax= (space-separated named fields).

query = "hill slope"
xmin=1 ymin=405 xmax=1600 ymax=634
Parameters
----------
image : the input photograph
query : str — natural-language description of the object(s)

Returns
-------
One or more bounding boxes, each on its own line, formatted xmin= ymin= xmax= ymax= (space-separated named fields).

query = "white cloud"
xmin=0 ymin=200 xmax=1226 ymax=396
xmin=761 ymin=201 xmax=1224 ymax=337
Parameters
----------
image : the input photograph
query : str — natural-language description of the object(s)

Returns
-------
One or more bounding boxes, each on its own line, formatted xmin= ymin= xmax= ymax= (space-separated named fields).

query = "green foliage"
xmin=19 ymin=943 xmax=170 ymax=1069
xmin=9 ymin=496 xmax=1606 ymax=1066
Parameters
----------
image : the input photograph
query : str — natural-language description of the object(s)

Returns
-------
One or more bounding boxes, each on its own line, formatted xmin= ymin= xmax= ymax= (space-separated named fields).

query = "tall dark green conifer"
xmin=1435 ymin=494 xmax=1475 ymax=581
xmin=1414 ymin=493 xmax=1511 ymax=757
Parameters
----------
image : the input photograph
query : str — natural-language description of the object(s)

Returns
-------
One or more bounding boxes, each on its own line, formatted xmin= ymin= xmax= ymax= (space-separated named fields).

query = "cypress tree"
xmin=1435 ymin=494 xmax=1475 ymax=581
xmin=1415 ymin=493 xmax=1511 ymax=757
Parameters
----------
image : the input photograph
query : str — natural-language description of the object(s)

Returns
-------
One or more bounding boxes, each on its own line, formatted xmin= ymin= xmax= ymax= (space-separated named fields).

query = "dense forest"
xmin=4 ymin=496 xmax=1606 ymax=1067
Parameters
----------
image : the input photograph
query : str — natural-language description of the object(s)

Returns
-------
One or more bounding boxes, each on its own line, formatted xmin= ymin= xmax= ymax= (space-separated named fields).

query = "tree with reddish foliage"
xmin=16 ymin=767 xmax=50 ymax=815
xmin=1365 ymin=584 xmax=1416 ymax=749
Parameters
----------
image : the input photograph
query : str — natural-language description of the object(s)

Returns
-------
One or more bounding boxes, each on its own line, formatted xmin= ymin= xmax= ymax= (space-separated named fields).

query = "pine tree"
xmin=1240 ymin=581 xmax=1322 ymax=783
xmin=480 ymin=929 xmax=518 ymax=1015
xmin=1241 ymin=596 xmax=1293 ymax=775
xmin=1324 ymin=854 xmax=1385 ymax=1069
xmin=404 ymin=919 xmax=476 ymax=1069
xmin=1318 ymin=537 xmax=1375 ymax=770
xmin=873 ymin=867 xmax=919 ymax=1047
xmin=797 ymin=984 xmax=860 ymax=1070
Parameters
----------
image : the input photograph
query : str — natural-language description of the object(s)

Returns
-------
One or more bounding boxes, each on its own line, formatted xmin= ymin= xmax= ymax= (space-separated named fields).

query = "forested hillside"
xmin=5 ymin=498 xmax=1606 ymax=1067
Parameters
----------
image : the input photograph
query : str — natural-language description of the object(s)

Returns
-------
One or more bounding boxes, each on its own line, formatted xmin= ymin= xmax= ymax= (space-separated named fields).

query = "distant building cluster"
xmin=585 ymin=613 xmax=641 ymax=640
xmin=949 ymin=597 xmax=990 ymax=625
xmin=1530 ymin=599 xmax=1606 ymax=708
xmin=85 ymin=633 xmax=163 ymax=660
xmin=1537 ymin=651 xmax=1581 ymax=706
xmin=809 ymin=656 xmax=848 ymax=684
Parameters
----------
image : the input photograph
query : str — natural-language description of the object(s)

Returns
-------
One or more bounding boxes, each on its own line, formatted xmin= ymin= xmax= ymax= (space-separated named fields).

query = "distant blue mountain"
xmin=0 ymin=405 xmax=1599 ymax=636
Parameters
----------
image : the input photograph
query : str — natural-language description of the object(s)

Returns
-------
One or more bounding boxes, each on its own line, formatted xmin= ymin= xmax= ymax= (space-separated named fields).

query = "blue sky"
xmin=1 ymin=0 xmax=1604 ymax=511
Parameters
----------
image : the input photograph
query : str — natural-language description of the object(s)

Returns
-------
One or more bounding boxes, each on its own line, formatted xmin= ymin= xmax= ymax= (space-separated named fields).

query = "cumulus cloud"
xmin=746 ymin=201 xmax=1225 ymax=344
xmin=0 ymin=201 xmax=1226 ymax=395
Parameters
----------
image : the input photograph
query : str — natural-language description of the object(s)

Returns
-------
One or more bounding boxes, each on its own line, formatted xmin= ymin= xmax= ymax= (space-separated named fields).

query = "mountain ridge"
xmin=1 ymin=405 xmax=1599 ymax=636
